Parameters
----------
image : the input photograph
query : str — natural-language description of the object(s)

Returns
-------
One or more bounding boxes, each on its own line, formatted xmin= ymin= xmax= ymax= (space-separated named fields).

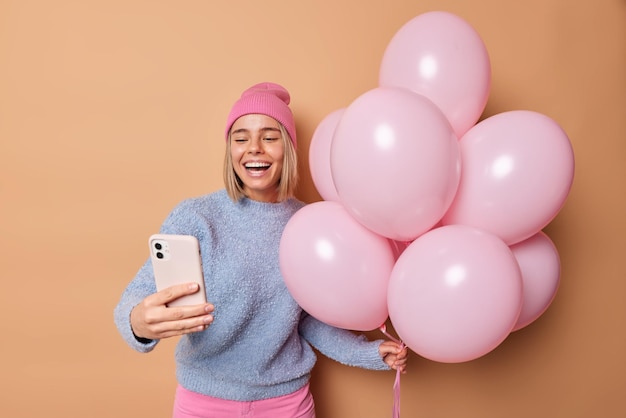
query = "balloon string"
xmin=380 ymin=323 xmax=402 ymax=345
xmin=380 ymin=324 xmax=404 ymax=418
xmin=392 ymin=367 xmax=401 ymax=418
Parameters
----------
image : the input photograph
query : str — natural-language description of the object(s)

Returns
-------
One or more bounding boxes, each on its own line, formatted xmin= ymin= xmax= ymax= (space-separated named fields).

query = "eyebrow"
xmin=231 ymin=127 xmax=281 ymax=135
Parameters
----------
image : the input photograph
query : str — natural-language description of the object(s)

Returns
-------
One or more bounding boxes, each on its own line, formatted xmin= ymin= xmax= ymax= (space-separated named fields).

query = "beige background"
xmin=1 ymin=1 xmax=625 ymax=417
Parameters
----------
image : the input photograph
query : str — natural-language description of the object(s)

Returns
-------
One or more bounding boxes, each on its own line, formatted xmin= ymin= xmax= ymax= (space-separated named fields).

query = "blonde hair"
xmin=224 ymin=124 xmax=298 ymax=202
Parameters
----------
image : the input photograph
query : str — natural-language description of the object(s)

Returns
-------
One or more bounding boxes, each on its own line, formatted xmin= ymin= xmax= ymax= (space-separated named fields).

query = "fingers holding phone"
xmin=131 ymin=282 xmax=214 ymax=341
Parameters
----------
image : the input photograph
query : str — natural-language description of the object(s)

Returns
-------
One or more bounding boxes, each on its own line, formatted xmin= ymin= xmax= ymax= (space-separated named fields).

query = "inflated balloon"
xmin=442 ymin=110 xmax=575 ymax=245
xmin=379 ymin=11 xmax=491 ymax=138
xmin=387 ymin=225 xmax=523 ymax=363
xmin=279 ymin=201 xmax=395 ymax=331
xmin=309 ymin=108 xmax=345 ymax=202
xmin=331 ymin=87 xmax=460 ymax=242
xmin=510 ymin=231 xmax=561 ymax=331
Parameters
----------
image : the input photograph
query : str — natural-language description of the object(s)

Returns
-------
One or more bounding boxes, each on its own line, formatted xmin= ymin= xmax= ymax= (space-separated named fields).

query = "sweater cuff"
xmin=363 ymin=340 xmax=392 ymax=371
xmin=114 ymin=302 xmax=159 ymax=353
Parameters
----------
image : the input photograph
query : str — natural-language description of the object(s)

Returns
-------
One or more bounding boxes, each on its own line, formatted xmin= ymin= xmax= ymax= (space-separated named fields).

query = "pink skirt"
xmin=172 ymin=383 xmax=316 ymax=418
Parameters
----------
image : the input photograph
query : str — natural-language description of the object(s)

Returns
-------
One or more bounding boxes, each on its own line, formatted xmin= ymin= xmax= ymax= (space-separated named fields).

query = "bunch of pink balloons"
xmin=280 ymin=11 xmax=574 ymax=363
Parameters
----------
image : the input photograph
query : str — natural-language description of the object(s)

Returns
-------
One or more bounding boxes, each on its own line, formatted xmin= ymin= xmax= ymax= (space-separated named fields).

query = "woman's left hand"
xmin=379 ymin=341 xmax=409 ymax=374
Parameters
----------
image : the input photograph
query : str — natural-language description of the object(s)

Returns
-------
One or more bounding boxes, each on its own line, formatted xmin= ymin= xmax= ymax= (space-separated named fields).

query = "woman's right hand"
xmin=130 ymin=283 xmax=214 ymax=341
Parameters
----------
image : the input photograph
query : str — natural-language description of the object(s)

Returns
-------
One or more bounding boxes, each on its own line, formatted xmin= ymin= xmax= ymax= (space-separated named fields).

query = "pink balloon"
xmin=510 ymin=231 xmax=561 ymax=331
xmin=308 ymin=109 xmax=345 ymax=202
xmin=379 ymin=11 xmax=491 ymax=138
xmin=442 ymin=110 xmax=575 ymax=245
xmin=279 ymin=201 xmax=395 ymax=331
xmin=331 ymin=87 xmax=460 ymax=242
xmin=388 ymin=225 xmax=523 ymax=363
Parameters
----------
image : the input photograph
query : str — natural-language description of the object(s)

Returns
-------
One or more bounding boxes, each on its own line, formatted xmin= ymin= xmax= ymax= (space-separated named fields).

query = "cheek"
xmin=271 ymin=149 xmax=285 ymax=163
xmin=230 ymin=147 xmax=244 ymax=162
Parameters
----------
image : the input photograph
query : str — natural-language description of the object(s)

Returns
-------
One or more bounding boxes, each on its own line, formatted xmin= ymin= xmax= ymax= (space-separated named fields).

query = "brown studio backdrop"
xmin=1 ymin=1 xmax=624 ymax=417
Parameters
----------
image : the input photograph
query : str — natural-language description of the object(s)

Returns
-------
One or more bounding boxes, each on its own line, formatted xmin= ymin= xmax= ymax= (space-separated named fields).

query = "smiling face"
xmin=229 ymin=114 xmax=286 ymax=202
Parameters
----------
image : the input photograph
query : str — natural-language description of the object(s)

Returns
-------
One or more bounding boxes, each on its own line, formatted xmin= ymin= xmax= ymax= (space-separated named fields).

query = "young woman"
xmin=114 ymin=82 xmax=407 ymax=418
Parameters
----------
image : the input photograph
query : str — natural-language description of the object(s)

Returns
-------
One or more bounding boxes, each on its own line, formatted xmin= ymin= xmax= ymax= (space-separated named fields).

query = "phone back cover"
xmin=149 ymin=234 xmax=207 ymax=307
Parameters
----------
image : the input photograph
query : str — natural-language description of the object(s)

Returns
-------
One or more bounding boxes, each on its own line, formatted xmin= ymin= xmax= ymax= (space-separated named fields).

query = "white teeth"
xmin=245 ymin=162 xmax=270 ymax=168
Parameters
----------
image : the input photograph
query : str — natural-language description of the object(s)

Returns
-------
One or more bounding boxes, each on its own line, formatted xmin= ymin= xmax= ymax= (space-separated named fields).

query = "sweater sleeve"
xmin=113 ymin=200 xmax=197 ymax=353
xmin=113 ymin=258 xmax=160 ymax=353
xmin=298 ymin=312 xmax=390 ymax=371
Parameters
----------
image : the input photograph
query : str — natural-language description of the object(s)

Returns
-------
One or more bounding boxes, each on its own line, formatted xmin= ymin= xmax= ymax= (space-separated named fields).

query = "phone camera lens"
xmin=155 ymin=243 xmax=162 ymax=250
xmin=156 ymin=252 xmax=164 ymax=259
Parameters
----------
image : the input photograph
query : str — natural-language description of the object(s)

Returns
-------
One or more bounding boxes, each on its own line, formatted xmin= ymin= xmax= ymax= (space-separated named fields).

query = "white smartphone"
xmin=148 ymin=234 xmax=207 ymax=307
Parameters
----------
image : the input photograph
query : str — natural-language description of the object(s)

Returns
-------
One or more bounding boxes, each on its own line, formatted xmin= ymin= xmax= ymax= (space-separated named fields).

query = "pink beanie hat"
xmin=225 ymin=82 xmax=297 ymax=148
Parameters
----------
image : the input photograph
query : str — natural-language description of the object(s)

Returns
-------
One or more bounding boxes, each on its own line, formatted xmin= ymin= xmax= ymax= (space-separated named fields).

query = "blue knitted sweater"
xmin=114 ymin=189 xmax=389 ymax=401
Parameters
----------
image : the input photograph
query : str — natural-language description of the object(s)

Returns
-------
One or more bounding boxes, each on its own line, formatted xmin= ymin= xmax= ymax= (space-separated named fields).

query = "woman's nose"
xmin=247 ymin=138 xmax=262 ymax=153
